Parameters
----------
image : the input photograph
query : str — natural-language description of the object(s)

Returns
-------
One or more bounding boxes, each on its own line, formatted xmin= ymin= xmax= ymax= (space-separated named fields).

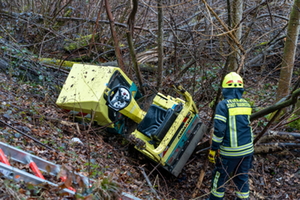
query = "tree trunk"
xmin=104 ymin=0 xmax=125 ymax=71
xmin=201 ymin=0 xmax=245 ymax=56
xmin=126 ymin=0 xmax=145 ymax=94
xmin=228 ymin=0 xmax=243 ymax=71
xmin=156 ymin=0 xmax=164 ymax=90
xmin=276 ymin=0 xmax=300 ymax=103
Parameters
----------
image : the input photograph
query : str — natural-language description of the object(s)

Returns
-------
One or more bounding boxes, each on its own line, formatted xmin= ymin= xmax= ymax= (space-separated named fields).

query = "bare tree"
xmin=156 ymin=0 xmax=164 ymax=90
xmin=227 ymin=0 xmax=243 ymax=71
xmin=127 ymin=0 xmax=145 ymax=93
xmin=276 ymin=0 xmax=300 ymax=105
xmin=104 ymin=0 xmax=125 ymax=71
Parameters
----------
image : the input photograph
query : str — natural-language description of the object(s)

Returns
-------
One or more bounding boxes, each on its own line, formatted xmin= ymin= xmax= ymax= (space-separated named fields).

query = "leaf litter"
xmin=0 ymin=72 xmax=299 ymax=199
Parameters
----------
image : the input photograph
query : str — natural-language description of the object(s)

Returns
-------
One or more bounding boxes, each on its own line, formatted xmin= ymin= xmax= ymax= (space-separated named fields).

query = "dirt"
xmin=0 ymin=72 xmax=300 ymax=200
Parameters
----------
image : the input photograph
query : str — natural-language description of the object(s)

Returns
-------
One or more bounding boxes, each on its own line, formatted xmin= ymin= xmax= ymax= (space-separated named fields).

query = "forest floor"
xmin=0 ymin=70 xmax=300 ymax=200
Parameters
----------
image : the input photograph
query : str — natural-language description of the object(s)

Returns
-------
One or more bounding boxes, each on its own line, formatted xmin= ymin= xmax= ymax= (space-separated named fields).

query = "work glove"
xmin=208 ymin=149 xmax=217 ymax=164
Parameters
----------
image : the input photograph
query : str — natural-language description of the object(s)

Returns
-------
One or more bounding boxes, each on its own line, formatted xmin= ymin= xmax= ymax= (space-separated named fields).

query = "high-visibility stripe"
xmin=236 ymin=191 xmax=250 ymax=198
xmin=211 ymin=171 xmax=224 ymax=198
xmin=220 ymin=147 xmax=254 ymax=157
xmin=220 ymin=142 xmax=253 ymax=152
xmin=211 ymin=190 xmax=224 ymax=198
xmin=229 ymin=107 xmax=252 ymax=116
xmin=229 ymin=115 xmax=238 ymax=147
xmin=217 ymin=98 xmax=253 ymax=157
xmin=212 ymin=171 xmax=220 ymax=190
xmin=215 ymin=114 xmax=227 ymax=123
xmin=212 ymin=134 xmax=223 ymax=143
xmin=249 ymin=115 xmax=254 ymax=142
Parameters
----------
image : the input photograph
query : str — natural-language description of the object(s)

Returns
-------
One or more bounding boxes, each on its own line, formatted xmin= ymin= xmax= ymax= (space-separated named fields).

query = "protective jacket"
xmin=211 ymin=88 xmax=253 ymax=158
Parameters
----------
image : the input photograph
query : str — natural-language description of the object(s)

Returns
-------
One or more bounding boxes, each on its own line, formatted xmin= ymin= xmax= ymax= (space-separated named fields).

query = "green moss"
xmin=287 ymin=114 xmax=300 ymax=130
xmin=64 ymin=34 xmax=94 ymax=51
xmin=38 ymin=58 xmax=80 ymax=69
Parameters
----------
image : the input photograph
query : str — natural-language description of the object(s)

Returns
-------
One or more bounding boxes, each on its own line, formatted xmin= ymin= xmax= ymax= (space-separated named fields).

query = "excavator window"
xmin=107 ymin=71 xmax=130 ymax=89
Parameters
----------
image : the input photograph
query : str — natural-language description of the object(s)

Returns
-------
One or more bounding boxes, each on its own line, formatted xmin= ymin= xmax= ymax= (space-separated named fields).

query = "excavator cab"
xmin=56 ymin=64 xmax=142 ymax=134
xmin=56 ymin=64 xmax=206 ymax=176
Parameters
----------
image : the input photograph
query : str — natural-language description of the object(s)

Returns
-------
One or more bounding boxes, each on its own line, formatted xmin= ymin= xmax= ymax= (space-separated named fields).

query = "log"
xmin=267 ymin=130 xmax=300 ymax=138
xmin=250 ymin=88 xmax=300 ymax=121
xmin=259 ymin=134 xmax=296 ymax=143
xmin=38 ymin=58 xmax=78 ymax=69
xmin=255 ymin=142 xmax=300 ymax=154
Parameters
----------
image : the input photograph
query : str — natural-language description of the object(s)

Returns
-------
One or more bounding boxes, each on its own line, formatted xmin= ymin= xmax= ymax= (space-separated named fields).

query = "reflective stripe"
xmin=211 ymin=171 xmax=224 ymax=198
xmin=236 ymin=191 xmax=250 ymax=198
xmin=211 ymin=189 xmax=224 ymax=198
xmin=229 ymin=107 xmax=252 ymax=116
xmin=220 ymin=142 xmax=253 ymax=152
xmin=249 ymin=115 xmax=254 ymax=142
xmin=212 ymin=134 xmax=223 ymax=143
xmin=217 ymin=98 xmax=253 ymax=157
xmin=229 ymin=115 xmax=238 ymax=147
xmin=220 ymin=147 xmax=254 ymax=157
xmin=215 ymin=114 xmax=227 ymax=123
xmin=212 ymin=171 xmax=220 ymax=190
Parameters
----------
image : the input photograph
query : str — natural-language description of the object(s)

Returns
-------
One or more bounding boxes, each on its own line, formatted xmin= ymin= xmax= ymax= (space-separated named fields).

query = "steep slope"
xmin=0 ymin=71 xmax=299 ymax=200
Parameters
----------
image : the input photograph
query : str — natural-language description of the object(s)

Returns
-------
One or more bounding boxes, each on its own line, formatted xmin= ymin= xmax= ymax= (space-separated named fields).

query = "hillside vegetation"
xmin=0 ymin=0 xmax=300 ymax=199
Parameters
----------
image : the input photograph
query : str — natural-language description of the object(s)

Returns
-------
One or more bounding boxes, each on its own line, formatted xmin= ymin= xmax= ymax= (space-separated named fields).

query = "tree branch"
xmin=255 ymin=143 xmax=300 ymax=154
xmin=104 ymin=0 xmax=125 ymax=71
xmin=201 ymin=0 xmax=245 ymax=54
xmin=251 ymin=88 xmax=300 ymax=121
xmin=126 ymin=0 xmax=145 ymax=94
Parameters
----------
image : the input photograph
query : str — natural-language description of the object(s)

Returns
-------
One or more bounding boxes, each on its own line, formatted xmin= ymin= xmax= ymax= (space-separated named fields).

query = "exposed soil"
xmin=0 ymin=71 xmax=300 ymax=200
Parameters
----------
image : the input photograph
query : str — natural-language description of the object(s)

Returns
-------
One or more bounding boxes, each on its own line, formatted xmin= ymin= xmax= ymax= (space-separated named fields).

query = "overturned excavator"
xmin=56 ymin=64 xmax=206 ymax=176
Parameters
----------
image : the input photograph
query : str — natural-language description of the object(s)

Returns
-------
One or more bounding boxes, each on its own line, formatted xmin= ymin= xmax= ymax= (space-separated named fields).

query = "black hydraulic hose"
xmin=0 ymin=120 xmax=56 ymax=152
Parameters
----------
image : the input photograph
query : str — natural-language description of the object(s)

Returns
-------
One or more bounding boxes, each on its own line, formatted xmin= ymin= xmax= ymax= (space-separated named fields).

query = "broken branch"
xmin=251 ymin=88 xmax=300 ymax=121
xmin=255 ymin=142 xmax=300 ymax=154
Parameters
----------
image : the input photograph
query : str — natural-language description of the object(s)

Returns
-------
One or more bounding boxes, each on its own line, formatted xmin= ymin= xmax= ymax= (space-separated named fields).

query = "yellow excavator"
xmin=56 ymin=64 xmax=206 ymax=176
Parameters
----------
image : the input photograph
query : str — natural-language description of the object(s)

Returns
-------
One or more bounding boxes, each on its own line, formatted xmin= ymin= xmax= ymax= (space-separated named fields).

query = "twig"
xmin=201 ymin=0 xmax=245 ymax=54
xmin=191 ymin=129 xmax=213 ymax=199
xmin=272 ymin=111 xmax=300 ymax=129
xmin=191 ymin=56 xmax=229 ymax=198
xmin=250 ymin=88 xmax=300 ymax=121
xmin=139 ymin=166 xmax=161 ymax=200
xmin=0 ymin=120 xmax=56 ymax=152
xmin=195 ymin=146 xmax=210 ymax=154
xmin=253 ymin=108 xmax=282 ymax=144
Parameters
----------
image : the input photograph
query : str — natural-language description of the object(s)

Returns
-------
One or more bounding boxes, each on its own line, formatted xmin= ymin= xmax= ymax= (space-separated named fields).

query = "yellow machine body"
xmin=57 ymin=64 xmax=206 ymax=176
xmin=56 ymin=64 xmax=143 ymax=131
xmin=130 ymin=86 xmax=206 ymax=176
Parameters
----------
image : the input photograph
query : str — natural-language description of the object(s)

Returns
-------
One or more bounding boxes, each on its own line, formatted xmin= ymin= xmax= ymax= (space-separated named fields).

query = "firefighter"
xmin=208 ymin=72 xmax=253 ymax=200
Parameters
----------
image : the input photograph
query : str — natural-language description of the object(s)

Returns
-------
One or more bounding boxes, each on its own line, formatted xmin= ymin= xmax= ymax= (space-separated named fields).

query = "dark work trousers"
xmin=209 ymin=155 xmax=253 ymax=200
